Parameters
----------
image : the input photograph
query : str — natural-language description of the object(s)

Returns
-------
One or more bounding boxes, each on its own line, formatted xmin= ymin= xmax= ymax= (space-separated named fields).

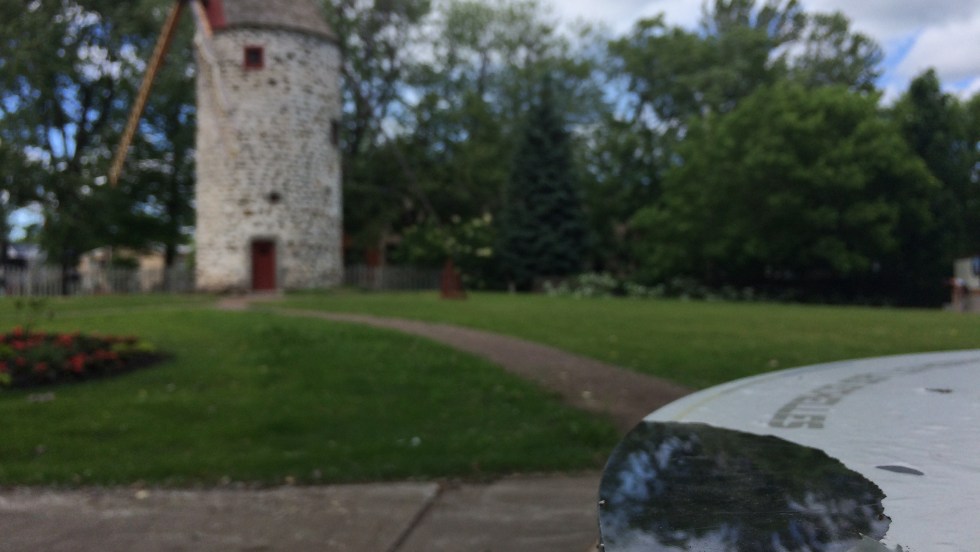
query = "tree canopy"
xmin=2 ymin=0 xmax=977 ymax=305
xmin=631 ymin=82 xmax=940 ymax=303
xmin=0 ymin=0 xmax=194 ymax=275
xmin=498 ymin=79 xmax=588 ymax=289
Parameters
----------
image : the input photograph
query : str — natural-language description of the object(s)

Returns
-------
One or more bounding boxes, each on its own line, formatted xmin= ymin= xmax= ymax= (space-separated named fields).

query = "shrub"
xmin=391 ymin=214 xmax=499 ymax=289
xmin=544 ymin=272 xmax=663 ymax=299
xmin=543 ymin=273 xmax=762 ymax=301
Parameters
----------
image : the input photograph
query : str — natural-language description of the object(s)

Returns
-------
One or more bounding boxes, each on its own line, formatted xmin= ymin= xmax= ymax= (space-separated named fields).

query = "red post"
xmin=440 ymin=259 xmax=466 ymax=300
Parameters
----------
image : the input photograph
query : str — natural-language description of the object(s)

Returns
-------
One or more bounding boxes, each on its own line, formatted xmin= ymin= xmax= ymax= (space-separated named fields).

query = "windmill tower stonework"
xmin=195 ymin=0 xmax=342 ymax=292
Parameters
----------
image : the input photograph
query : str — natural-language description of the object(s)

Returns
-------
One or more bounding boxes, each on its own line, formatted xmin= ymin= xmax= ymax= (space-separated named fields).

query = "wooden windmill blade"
xmin=189 ymin=0 xmax=213 ymax=39
xmin=108 ymin=0 xmax=187 ymax=186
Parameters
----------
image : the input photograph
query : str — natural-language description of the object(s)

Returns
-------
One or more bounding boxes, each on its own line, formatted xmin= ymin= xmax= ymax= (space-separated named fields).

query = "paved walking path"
xmin=270 ymin=308 xmax=692 ymax=433
xmin=0 ymin=296 xmax=694 ymax=551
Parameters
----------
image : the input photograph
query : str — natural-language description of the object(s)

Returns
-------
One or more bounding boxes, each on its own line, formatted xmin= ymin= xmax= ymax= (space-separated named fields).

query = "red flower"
xmin=67 ymin=354 xmax=86 ymax=374
xmin=14 ymin=357 xmax=27 ymax=367
xmin=11 ymin=326 xmax=24 ymax=337
xmin=33 ymin=362 xmax=48 ymax=374
xmin=57 ymin=334 xmax=75 ymax=348
xmin=0 ymin=361 xmax=7 ymax=373
xmin=11 ymin=341 xmax=27 ymax=351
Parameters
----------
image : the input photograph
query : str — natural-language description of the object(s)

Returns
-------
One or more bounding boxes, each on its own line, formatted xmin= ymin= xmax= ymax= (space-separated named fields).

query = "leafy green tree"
xmin=597 ymin=2 xmax=883 ymax=284
xmin=892 ymin=70 xmax=979 ymax=259
xmin=112 ymin=20 xmax=196 ymax=269
xmin=389 ymin=213 xmax=497 ymax=288
xmin=632 ymin=83 xmax=939 ymax=304
xmin=321 ymin=0 xmax=433 ymax=256
xmin=610 ymin=1 xmax=806 ymax=133
xmin=0 ymin=0 xmax=190 ymax=284
xmin=322 ymin=0 xmax=431 ymax=161
xmin=697 ymin=0 xmax=806 ymax=113
xmin=791 ymin=12 xmax=882 ymax=92
xmin=0 ymin=146 xmax=14 ymax=268
xmin=330 ymin=0 xmax=609 ymax=280
xmin=609 ymin=2 xmax=880 ymax=137
xmin=579 ymin=117 xmax=663 ymax=274
xmin=405 ymin=0 xmax=606 ymax=222
xmin=969 ymin=91 xmax=980 ymax=191
xmin=0 ymin=143 xmax=34 ymax=253
xmin=498 ymin=80 xmax=588 ymax=290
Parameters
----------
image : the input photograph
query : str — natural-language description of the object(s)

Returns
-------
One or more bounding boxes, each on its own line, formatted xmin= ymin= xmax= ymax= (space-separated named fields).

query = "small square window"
xmin=244 ymin=46 xmax=264 ymax=69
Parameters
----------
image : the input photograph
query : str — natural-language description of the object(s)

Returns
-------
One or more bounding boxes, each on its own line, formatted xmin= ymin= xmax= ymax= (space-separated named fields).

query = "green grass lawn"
xmin=0 ymin=297 xmax=616 ymax=486
xmin=0 ymin=294 xmax=215 ymax=328
xmin=281 ymin=291 xmax=980 ymax=389
xmin=5 ymin=291 xmax=978 ymax=486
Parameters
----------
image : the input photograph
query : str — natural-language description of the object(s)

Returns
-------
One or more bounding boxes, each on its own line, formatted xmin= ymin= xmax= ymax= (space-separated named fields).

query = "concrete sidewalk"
xmin=0 ymin=473 xmax=601 ymax=552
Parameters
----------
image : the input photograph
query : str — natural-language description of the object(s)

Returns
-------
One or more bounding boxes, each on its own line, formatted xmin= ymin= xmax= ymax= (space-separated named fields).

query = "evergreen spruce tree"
xmin=499 ymin=79 xmax=587 ymax=290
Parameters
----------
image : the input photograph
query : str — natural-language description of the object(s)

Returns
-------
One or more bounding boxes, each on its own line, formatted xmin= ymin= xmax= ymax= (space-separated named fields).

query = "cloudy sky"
xmin=552 ymin=0 xmax=980 ymax=101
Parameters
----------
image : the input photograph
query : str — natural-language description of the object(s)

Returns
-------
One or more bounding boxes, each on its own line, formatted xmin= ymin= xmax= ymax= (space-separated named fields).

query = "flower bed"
xmin=0 ymin=327 xmax=165 ymax=389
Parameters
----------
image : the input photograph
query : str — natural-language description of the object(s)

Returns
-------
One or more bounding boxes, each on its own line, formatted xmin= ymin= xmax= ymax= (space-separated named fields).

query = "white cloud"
xmin=878 ymin=82 xmax=905 ymax=106
xmin=549 ymin=0 xmax=980 ymax=97
xmin=555 ymin=0 xmax=980 ymax=39
xmin=962 ymin=77 xmax=980 ymax=99
xmin=554 ymin=0 xmax=701 ymax=33
xmin=635 ymin=0 xmax=702 ymax=29
xmin=799 ymin=0 xmax=980 ymax=41
xmin=896 ymin=12 xmax=980 ymax=84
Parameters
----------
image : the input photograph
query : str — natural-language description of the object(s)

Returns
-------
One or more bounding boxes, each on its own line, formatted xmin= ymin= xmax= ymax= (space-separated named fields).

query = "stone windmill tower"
xmin=110 ymin=0 xmax=343 ymax=292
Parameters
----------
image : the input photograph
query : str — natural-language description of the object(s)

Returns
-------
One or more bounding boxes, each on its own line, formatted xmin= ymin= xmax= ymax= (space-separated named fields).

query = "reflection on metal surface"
xmin=599 ymin=422 xmax=890 ymax=551
xmin=845 ymin=536 xmax=906 ymax=551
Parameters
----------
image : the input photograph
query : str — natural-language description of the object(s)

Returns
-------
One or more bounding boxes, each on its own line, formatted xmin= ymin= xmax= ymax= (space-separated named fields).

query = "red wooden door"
xmin=251 ymin=240 xmax=276 ymax=291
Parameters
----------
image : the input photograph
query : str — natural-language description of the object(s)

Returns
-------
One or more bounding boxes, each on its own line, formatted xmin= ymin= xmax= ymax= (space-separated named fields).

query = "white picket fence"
xmin=0 ymin=265 xmax=194 ymax=297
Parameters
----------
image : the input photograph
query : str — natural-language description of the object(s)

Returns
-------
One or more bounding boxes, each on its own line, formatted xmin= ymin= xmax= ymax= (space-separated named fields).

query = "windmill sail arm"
xmin=191 ymin=0 xmax=238 ymax=157
xmin=190 ymin=0 xmax=213 ymax=39
xmin=108 ymin=1 xmax=186 ymax=186
xmin=193 ymin=30 xmax=233 ymax=117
